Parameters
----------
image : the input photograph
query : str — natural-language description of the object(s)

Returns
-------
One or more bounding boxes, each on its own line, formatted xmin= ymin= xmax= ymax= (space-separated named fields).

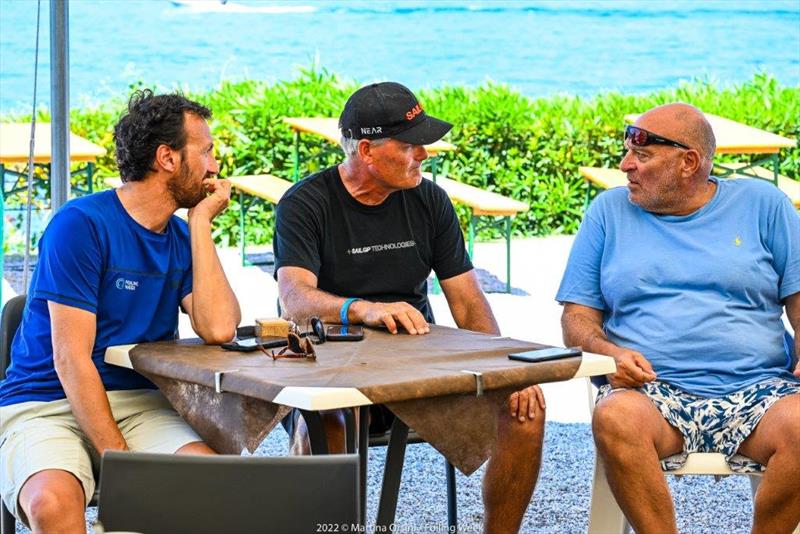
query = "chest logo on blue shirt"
xmin=115 ymin=278 xmax=140 ymax=291
xmin=734 ymin=236 xmax=742 ymax=247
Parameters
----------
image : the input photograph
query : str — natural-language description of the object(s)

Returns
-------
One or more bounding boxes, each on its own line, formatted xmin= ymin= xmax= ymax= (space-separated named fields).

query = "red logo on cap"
xmin=406 ymin=104 xmax=423 ymax=121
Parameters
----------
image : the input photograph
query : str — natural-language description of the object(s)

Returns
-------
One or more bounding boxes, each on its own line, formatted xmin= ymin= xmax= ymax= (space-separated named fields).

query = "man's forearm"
xmin=561 ymin=310 xmax=624 ymax=357
xmin=55 ymin=354 xmax=127 ymax=453
xmin=281 ymin=281 xmax=352 ymax=324
xmin=452 ymin=296 xmax=500 ymax=335
xmin=189 ymin=217 xmax=240 ymax=342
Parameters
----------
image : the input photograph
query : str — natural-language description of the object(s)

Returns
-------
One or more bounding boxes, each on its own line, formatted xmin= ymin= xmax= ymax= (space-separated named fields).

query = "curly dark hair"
xmin=113 ymin=89 xmax=212 ymax=182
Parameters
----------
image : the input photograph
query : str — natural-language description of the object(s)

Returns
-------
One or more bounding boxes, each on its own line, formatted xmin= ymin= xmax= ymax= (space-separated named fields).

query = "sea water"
xmin=0 ymin=0 xmax=798 ymax=114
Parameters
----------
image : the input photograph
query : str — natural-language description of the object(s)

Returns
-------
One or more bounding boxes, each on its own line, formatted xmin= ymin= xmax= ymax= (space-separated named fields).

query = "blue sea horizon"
xmin=1 ymin=0 xmax=799 ymax=115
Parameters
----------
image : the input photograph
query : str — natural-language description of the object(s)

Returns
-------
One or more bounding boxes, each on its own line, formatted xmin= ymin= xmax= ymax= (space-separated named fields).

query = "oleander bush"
xmin=3 ymin=69 xmax=798 ymax=251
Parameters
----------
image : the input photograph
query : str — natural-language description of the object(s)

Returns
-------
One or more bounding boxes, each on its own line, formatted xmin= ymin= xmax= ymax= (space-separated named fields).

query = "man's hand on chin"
xmin=189 ymin=178 xmax=231 ymax=222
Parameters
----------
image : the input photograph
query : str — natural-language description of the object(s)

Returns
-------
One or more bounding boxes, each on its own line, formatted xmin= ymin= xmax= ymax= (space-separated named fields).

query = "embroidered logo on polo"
xmin=115 ymin=278 xmax=140 ymax=291
xmin=347 ymin=240 xmax=416 ymax=255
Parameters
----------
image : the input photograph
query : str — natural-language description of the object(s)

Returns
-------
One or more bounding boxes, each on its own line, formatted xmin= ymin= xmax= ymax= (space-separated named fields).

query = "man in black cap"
xmin=273 ymin=82 xmax=544 ymax=533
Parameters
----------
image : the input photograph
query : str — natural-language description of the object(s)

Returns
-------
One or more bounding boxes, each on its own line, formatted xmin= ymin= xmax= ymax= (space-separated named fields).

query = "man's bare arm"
xmin=277 ymin=266 xmax=429 ymax=334
xmin=784 ymin=292 xmax=800 ymax=377
xmin=561 ymin=302 xmax=656 ymax=388
xmin=50 ymin=301 xmax=128 ymax=453
xmin=184 ymin=178 xmax=241 ymax=343
xmin=439 ymin=270 xmax=499 ymax=335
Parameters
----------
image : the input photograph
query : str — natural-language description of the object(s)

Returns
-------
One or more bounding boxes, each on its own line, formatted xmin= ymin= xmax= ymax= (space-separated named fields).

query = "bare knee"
xmin=592 ymin=391 xmax=656 ymax=448
xmin=21 ymin=471 xmax=84 ymax=527
xmin=498 ymin=405 xmax=546 ymax=444
xmin=176 ymin=441 xmax=216 ymax=455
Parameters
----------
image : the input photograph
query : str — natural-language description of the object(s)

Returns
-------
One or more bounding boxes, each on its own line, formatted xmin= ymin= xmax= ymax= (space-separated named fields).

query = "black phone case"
xmin=220 ymin=337 xmax=288 ymax=352
xmin=508 ymin=347 xmax=582 ymax=363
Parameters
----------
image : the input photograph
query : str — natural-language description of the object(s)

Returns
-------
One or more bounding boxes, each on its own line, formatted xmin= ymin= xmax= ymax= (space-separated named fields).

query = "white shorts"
xmin=0 ymin=389 xmax=202 ymax=524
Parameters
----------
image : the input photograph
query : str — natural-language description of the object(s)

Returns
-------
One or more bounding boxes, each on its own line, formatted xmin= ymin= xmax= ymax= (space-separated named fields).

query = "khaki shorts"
xmin=0 ymin=389 xmax=202 ymax=523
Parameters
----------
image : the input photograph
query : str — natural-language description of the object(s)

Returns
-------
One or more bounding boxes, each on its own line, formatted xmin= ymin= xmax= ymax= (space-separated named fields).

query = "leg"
xmin=18 ymin=470 xmax=86 ymax=534
xmin=592 ymin=390 xmax=684 ymax=534
xmin=736 ymin=393 xmax=800 ymax=534
xmin=482 ymin=395 xmax=545 ymax=534
xmin=290 ymin=409 xmax=348 ymax=455
xmin=176 ymin=441 xmax=216 ymax=455
xmin=0 ymin=400 xmax=96 ymax=534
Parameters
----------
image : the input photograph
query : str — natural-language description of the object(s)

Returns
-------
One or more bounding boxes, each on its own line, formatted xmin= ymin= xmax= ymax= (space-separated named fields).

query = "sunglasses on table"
xmin=624 ymin=125 xmax=691 ymax=150
xmin=258 ymin=317 xmax=324 ymax=361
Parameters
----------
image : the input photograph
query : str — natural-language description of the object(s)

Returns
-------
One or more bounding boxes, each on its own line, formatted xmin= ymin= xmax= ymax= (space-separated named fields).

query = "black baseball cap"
xmin=339 ymin=82 xmax=452 ymax=145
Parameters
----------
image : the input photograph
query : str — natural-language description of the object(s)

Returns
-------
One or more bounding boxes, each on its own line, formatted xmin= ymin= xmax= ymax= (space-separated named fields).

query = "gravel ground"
xmin=11 ymin=422 xmax=755 ymax=534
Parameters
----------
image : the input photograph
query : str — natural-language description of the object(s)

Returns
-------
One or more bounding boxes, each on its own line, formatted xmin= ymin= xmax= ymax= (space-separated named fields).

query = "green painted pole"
xmin=239 ymin=190 xmax=246 ymax=266
xmin=505 ymin=216 xmax=512 ymax=293
xmin=293 ymin=131 xmax=301 ymax=182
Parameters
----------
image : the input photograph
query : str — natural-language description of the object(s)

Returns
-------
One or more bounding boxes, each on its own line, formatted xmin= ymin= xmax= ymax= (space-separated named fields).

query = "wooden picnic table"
xmin=0 ymin=122 xmax=106 ymax=198
xmin=582 ymin=114 xmax=799 ymax=208
xmin=0 ymin=122 xmax=106 ymax=164
xmin=624 ymin=113 xmax=796 ymax=155
xmin=624 ymin=113 xmax=797 ymax=184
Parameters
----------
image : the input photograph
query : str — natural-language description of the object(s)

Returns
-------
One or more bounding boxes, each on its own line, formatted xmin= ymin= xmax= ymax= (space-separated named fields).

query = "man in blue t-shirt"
xmin=557 ymin=103 xmax=800 ymax=533
xmin=0 ymin=90 xmax=241 ymax=532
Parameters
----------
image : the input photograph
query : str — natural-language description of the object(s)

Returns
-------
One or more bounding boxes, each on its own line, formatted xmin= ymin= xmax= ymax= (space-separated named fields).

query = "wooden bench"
xmin=108 ymin=174 xmax=294 ymax=259
xmin=718 ymin=163 xmax=800 ymax=208
xmin=422 ymin=172 xmax=529 ymax=293
xmin=579 ymin=166 xmax=800 ymax=208
xmin=228 ymin=174 xmax=295 ymax=264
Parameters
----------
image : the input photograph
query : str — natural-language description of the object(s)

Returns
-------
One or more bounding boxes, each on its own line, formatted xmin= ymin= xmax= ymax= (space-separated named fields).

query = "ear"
xmin=154 ymin=144 xmax=179 ymax=173
xmin=356 ymin=139 xmax=373 ymax=164
xmin=680 ymin=149 xmax=702 ymax=178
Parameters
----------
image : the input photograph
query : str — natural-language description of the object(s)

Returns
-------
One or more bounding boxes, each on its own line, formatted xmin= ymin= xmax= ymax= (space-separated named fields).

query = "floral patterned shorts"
xmin=597 ymin=377 xmax=800 ymax=473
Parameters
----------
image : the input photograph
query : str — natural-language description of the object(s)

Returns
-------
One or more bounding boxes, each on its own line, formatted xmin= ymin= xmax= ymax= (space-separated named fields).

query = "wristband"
xmin=340 ymin=298 xmax=361 ymax=326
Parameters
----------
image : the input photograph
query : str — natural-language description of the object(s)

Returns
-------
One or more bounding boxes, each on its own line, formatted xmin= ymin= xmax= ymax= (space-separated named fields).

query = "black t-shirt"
xmin=273 ymin=165 xmax=473 ymax=322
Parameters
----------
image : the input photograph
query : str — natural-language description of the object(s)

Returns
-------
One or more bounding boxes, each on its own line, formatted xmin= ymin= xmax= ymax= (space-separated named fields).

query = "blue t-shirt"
xmin=0 ymin=190 xmax=193 ymax=406
xmin=556 ymin=177 xmax=800 ymax=397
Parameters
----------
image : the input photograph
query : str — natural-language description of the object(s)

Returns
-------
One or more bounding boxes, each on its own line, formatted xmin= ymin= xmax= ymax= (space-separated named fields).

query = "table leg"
xmin=376 ymin=416 xmax=409 ymax=530
xmin=358 ymin=406 xmax=369 ymax=527
xmin=238 ymin=190 xmax=246 ymax=266
xmin=299 ymin=409 xmax=329 ymax=455
xmin=446 ymin=459 xmax=458 ymax=532
xmin=770 ymin=153 xmax=779 ymax=184
xmin=293 ymin=131 xmax=301 ymax=182
xmin=505 ymin=216 xmax=512 ymax=293
xmin=87 ymin=162 xmax=94 ymax=194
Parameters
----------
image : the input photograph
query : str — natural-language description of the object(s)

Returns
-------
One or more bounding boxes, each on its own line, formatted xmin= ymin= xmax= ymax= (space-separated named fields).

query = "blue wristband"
xmin=340 ymin=298 xmax=361 ymax=325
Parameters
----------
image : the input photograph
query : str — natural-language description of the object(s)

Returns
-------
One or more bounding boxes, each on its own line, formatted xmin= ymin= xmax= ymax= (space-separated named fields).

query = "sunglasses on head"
xmin=624 ymin=125 xmax=691 ymax=150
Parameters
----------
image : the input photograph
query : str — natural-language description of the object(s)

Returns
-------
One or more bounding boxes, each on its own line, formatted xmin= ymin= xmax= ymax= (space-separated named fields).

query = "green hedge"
xmin=4 ymin=69 xmax=798 ymax=249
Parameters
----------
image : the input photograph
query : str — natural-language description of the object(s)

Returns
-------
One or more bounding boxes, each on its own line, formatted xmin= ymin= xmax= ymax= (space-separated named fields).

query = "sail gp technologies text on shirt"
xmin=346 ymin=240 xmax=417 ymax=255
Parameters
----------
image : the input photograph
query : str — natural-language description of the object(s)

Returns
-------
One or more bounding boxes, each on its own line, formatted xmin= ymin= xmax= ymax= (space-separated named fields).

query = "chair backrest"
xmin=97 ymin=451 xmax=359 ymax=534
xmin=1 ymin=295 xmax=27 ymax=380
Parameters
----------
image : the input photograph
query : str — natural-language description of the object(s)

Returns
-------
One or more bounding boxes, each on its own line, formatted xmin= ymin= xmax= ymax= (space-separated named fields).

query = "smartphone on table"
xmin=325 ymin=325 xmax=364 ymax=341
xmin=508 ymin=347 xmax=581 ymax=363
xmin=221 ymin=336 xmax=287 ymax=352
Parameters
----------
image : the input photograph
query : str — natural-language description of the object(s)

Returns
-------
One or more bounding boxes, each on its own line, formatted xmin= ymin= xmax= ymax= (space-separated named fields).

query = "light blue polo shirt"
xmin=557 ymin=177 xmax=800 ymax=397
xmin=0 ymin=190 xmax=193 ymax=406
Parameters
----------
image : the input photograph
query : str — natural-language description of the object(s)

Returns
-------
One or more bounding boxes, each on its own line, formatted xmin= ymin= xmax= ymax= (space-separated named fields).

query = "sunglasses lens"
xmin=287 ymin=333 xmax=303 ymax=353
xmin=625 ymin=126 xmax=648 ymax=146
